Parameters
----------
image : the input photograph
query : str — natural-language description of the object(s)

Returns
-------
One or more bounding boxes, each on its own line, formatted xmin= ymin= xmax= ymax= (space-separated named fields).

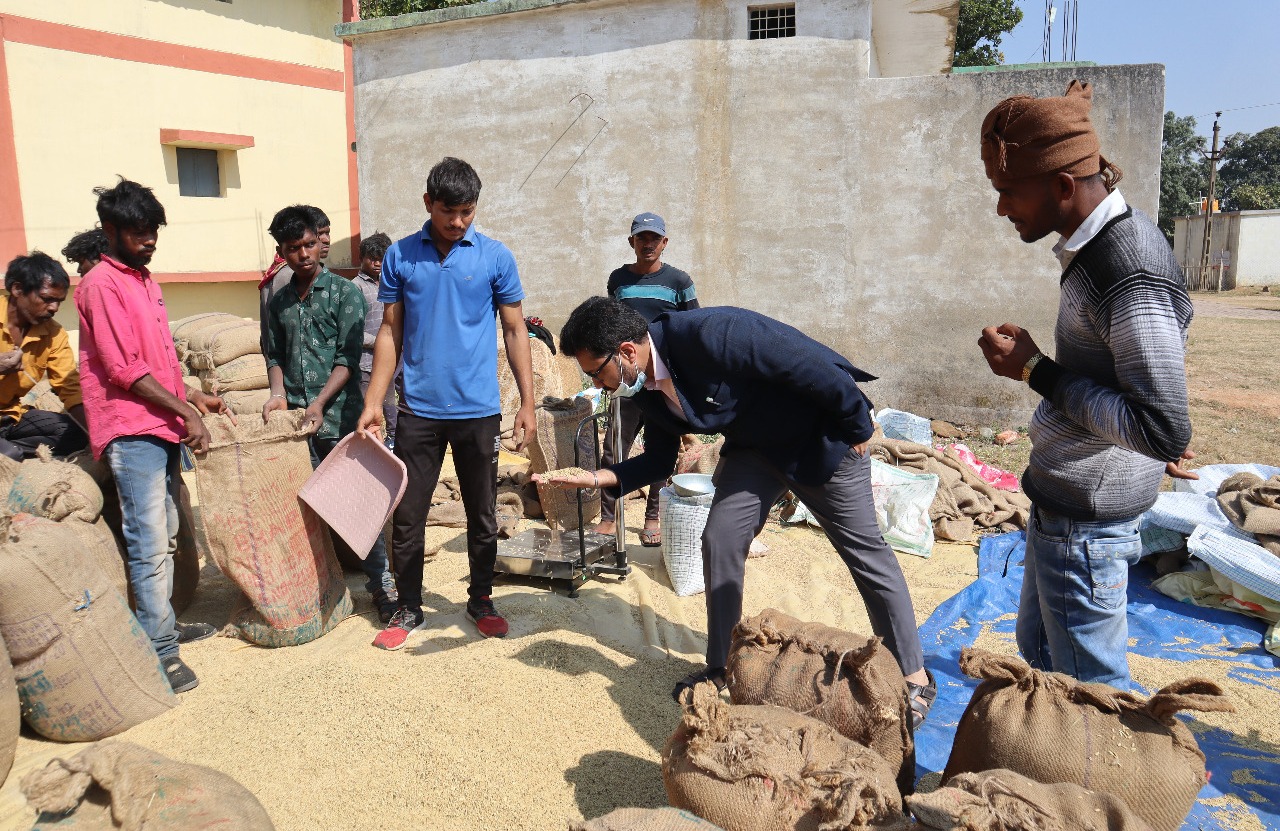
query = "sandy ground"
xmin=0 ymin=506 xmax=981 ymax=830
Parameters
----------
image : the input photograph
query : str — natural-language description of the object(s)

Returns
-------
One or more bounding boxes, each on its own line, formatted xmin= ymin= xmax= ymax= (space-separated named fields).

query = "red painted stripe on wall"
xmin=0 ymin=14 xmax=344 ymax=92
xmin=0 ymin=25 xmax=27 ymax=262
xmin=343 ymin=0 xmax=361 ymax=264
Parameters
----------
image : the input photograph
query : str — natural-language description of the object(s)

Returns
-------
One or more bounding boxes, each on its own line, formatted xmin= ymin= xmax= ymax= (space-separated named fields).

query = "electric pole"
xmin=1199 ymin=112 xmax=1227 ymax=289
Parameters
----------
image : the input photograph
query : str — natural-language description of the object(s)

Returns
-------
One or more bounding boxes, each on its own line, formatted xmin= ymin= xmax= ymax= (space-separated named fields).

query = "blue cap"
xmin=630 ymin=212 xmax=666 ymax=237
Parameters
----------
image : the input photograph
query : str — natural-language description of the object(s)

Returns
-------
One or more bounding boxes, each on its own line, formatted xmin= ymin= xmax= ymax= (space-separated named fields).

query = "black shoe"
xmin=372 ymin=588 xmax=400 ymax=626
xmin=376 ymin=599 xmax=399 ymax=625
xmin=163 ymin=656 xmax=199 ymax=693
xmin=176 ymin=621 xmax=217 ymax=644
xmin=672 ymin=667 xmax=726 ymax=703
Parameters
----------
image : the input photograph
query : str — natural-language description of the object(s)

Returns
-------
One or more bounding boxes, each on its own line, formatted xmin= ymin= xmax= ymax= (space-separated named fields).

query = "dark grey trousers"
xmin=702 ymin=445 xmax=925 ymax=676
xmin=598 ymin=395 xmax=662 ymax=523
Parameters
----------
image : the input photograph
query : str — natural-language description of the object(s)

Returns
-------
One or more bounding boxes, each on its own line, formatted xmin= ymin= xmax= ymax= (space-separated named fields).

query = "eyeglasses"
xmin=584 ymin=350 xmax=617 ymax=380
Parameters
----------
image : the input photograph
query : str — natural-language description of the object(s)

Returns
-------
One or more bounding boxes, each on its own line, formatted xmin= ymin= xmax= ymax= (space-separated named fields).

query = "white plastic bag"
xmin=660 ymin=485 xmax=714 ymax=597
xmin=870 ymin=459 xmax=938 ymax=558
xmin=874 ymin=408 xmax=932 ymax=446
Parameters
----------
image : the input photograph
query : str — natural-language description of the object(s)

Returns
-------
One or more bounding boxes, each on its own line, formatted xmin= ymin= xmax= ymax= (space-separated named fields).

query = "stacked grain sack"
xmin=171 ymin=312 xmax=270 ymax=415
xmin=934 ymin=648 xmax=1234 ymax=831
xmin=724 ymin=609 xmax=916 ymax=795
xmin=659 ymin=609 xmax=916 ymax=831
xmin=0 ymin=512 xmax=178 ymax=743
xmin=496 ymin=325 xmax=565 ymax=452
xmin=662 ymin=682 xmax=907 ymax=831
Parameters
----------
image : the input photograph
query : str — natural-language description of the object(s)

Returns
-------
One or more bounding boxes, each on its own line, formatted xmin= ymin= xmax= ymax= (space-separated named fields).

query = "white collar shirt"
xmin=1054 ymin=188 xmax=1128 ymax=271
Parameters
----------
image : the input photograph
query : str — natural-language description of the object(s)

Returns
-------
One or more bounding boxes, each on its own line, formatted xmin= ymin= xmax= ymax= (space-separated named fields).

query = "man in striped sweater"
xmin=976 ymin=80 xmax=1195 ymax=688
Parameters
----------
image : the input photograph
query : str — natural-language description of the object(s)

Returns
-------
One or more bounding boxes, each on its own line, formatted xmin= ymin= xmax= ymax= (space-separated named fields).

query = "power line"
xmin=1196 ymin=101 xmax=1280 ymax=118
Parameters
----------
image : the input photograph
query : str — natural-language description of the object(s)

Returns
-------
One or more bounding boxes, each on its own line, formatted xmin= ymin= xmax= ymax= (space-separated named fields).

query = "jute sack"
xmin=530 ymin=397 xmax=600 ymax=530
xmin=726 ymin=609 xmax=914 ymax=795
xmin=0 ymin=455 xmax=19 ymax=499
xmin=22 ymin=741 xmax=275 ymax=830
xmin=170 ymin=312 xmax=239 ymax=363
xmin=664 ymin=683 xmax=906 ymax=831
xmin=63 ymin=518 xmax=129 ymax=602
xmin=221 ymin=388 xmax=272 ymax=416
xmin=7 ymin=445 xmax=103 ymax=523
xmin=1 ymin=636 xmax=18 ymax=787
xmin=572 ymin=807 xmax=724 ymax=831
xmin=0 ymin=513 xmax=177 ymax=742
xmin=497 ymin=332 xmax=562 ymax=438
xmin=184 ymin=320 xmax=260 ymax=371
xmin=909 ymin=769 xmax=1154 ymax=831
xmin=194 ymin=411 xmax=351 ymax=647
xmin=199 ymin=353 xmax=268 ymax=393
xmin=942 ymin=648 xmax=1234 ymax=831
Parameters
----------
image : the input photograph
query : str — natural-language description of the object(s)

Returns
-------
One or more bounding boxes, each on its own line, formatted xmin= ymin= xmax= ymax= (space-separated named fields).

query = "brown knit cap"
xmin=980 ymin=80 xmax=1112 ymax=183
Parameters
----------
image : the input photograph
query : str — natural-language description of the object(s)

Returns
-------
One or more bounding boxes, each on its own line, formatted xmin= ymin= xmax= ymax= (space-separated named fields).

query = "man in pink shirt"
xmin=76 ymin=178 xmax=229 ymax=694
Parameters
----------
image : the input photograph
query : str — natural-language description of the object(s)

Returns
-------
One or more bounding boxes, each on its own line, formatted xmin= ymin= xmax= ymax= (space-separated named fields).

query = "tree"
xmin=359 ymin=0 xmax=485 ymax=18
xmin=1217 ymin=127 xmax=1280 ymax=211
xmin=1229 ymin=183 xmax=1280 ymax=211
xmin=1158 ymin=111 xmax=1206 ymax=241
xmin=953 ymin=0 xmax=1024 ymax=67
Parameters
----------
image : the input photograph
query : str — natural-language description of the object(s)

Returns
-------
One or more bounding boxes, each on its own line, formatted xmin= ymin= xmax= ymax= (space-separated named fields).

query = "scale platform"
xmin=495 ymin=527 xmax=628 ymax=596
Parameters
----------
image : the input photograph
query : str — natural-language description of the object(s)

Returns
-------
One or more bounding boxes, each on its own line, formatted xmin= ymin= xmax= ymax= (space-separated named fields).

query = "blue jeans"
xmin=1017 ymin=505 xmax=1144 ymax=688
xmin=309 ymin=436 xmax=394 ymax=600
xmin=105 ymin=436 xmax=181 ymax=660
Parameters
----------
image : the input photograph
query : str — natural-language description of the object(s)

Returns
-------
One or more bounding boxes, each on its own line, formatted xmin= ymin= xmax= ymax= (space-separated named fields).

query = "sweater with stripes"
xmin=1024 ymin=207 xmax=1194 ymax=520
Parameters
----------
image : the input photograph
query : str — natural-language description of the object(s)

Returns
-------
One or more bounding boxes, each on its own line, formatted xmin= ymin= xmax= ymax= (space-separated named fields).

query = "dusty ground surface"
xmin=2 ymin=289 xmax=1276 ymax=830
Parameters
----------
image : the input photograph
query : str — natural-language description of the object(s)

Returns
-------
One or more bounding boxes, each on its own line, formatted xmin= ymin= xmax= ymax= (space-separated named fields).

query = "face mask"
xmin=613 ymin=355 xmax=646 ymax=398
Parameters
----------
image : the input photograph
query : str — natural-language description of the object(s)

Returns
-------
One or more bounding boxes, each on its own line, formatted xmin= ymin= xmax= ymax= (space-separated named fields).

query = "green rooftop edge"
xmin=336 ymin=0 xmax=593 ymax=37
xmin=951 ymin=61 xmax=1098 ymax=74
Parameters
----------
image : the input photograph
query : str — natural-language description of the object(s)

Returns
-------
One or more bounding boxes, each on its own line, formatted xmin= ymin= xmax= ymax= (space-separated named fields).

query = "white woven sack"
xmin=869 ymin=459 xmax=938 ymax=558
xmin=661 ymin=485 xmax=714 ymax=597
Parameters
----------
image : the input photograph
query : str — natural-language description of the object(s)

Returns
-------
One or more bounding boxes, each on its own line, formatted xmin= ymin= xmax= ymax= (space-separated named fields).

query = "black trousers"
xmin=392 ymin=411 xmax=500 ymax=608
xmin=598 ymin=396 xmax=662 ymax=523
xmin=0 ymin=410 xmax=87 ymax=461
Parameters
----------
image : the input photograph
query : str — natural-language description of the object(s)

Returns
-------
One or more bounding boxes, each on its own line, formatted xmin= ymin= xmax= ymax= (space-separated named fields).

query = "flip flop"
xmin=639 ymin=527 xmax=662 ymax=547
xmin=907 ymin=668 xmax=937 ymax=730
xmin=671 ymin=667 xmax=726 ymax=703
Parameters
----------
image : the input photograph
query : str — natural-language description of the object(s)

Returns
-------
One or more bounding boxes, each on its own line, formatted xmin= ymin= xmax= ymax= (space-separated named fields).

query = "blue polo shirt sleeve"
xmin=379 ymin=240 xmax=404 ymax=304
xmin=491 ymin=243 xmax=524 ymax=305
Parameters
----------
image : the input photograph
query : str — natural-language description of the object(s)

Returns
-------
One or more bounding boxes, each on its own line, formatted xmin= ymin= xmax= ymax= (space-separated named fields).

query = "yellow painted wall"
xmin=7 ymin=41 xmax=352 ymax=274
xmin=2 ymin=0 xmax=354 ymax=335
xmin=0 ymin=0 xmax=345 ymax=71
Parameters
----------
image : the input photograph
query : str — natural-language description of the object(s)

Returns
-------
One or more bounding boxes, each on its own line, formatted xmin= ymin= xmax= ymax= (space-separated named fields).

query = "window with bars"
xmin=749 ymin=4 xmax=796 ymax=39
xmin=176 ymin=148 xmax=221 ymax=198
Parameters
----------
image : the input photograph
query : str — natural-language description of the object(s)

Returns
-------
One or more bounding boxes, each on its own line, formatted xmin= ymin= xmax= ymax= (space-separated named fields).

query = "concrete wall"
xmin=1173 ymin=210 xmax=1280 ymax=289
xmin=0 ymin=0 xmax=356 ymax=334
xmin=1233 ymin=211 xmax=1280 ymax=287
xmin=345 ymin=0 xmax=1165 ymax=424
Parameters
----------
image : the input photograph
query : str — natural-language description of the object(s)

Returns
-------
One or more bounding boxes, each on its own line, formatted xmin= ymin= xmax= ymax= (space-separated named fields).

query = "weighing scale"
xmin=494 ymin=395 xmax=631 ymax=596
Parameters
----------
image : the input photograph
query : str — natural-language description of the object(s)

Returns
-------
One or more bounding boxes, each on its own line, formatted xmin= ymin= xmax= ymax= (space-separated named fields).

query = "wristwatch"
xmin=1021 ymin=352 xmax=1045 ymax=383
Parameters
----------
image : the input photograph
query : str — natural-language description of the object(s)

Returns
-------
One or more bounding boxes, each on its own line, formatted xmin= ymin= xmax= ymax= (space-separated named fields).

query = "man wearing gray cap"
xmin=595 ymin=212 xmax=699 ymax=545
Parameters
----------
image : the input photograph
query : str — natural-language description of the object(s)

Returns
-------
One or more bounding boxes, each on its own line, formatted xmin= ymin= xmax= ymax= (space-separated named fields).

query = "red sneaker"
xmin=466 ymin=596 xmax=508 ymax=638
xmin=372 ymin=607 xmax=425 ymax=650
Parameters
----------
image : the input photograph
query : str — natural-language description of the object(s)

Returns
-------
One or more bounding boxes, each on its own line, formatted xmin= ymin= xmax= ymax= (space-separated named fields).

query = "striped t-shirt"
xmin=607 ymin=263 xmax=698 ymax=322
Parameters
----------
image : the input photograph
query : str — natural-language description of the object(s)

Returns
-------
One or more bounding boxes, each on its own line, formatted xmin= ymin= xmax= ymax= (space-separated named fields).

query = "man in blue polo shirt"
xmin=359 ymin=157 xmax=536 ymax=650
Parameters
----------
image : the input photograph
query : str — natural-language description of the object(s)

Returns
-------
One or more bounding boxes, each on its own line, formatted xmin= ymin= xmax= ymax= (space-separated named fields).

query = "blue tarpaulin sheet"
xmin=915 ymin=531 xmax=1280 ymax=831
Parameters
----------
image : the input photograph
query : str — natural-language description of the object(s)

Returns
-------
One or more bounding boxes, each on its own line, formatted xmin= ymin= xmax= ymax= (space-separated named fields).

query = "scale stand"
xmin=494 ymin=395 xmax=632 ymax=597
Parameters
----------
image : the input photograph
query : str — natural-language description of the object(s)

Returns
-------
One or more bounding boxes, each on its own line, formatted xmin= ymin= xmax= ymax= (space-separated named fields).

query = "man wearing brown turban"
xmin=976 ymin=80 xmax=1196 ymax=689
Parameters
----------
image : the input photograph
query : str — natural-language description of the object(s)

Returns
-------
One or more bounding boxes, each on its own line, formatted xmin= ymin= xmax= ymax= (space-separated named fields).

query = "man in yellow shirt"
xmin=0 ymin=251 xmax=87 ymax=460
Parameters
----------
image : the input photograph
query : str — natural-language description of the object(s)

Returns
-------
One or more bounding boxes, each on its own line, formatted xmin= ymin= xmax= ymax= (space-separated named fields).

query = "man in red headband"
xmin=976 ymin=81 xmax=1195 ymax=689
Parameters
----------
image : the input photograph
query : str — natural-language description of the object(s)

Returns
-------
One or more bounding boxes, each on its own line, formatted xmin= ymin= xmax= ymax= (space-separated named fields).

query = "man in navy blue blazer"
xmin=544 ymin=297 xmax=935 ymax=727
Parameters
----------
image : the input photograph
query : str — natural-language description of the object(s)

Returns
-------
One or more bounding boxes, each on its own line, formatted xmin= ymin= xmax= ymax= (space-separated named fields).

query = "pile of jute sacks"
xmin=0 ymin=450 xmax=275 ymax=827
xmin=575 ymin=609 xmax=1234 ymax=831
xmin=171 ymin=312 xmax=272 ymax=415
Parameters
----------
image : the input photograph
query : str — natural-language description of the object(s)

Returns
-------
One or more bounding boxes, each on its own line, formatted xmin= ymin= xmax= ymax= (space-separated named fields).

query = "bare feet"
xmin=594 ymin=520 xmax=616 ymax=535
